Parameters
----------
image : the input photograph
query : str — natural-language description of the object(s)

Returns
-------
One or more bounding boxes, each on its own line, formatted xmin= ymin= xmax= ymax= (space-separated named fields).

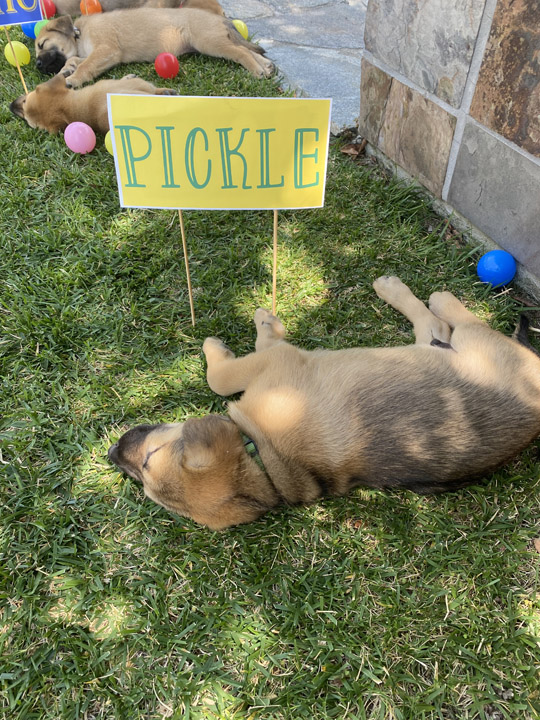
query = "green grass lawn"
xmin=1 ymin=26 xmax=539 ymax=720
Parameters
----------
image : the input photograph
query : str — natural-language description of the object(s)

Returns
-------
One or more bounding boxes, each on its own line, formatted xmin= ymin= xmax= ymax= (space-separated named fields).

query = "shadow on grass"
xmin=2 ymin=38 xmax=540 ymax=718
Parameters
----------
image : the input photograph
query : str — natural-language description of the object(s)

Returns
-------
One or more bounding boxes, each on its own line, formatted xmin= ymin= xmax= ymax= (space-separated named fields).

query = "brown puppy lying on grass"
xmin=54 ymin=0 xmax=224 ymax=15
xmin=108 ymin=277 xmax=540 ymax=530
xmin=10 ymin=73 xmax=176 ymax=134
xmin=34 ymin=9 xmax=273 ymax=86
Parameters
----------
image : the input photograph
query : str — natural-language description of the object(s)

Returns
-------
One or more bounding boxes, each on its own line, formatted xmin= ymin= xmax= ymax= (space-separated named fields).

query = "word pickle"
xmin=108 ymin=95 xmax=332 ymax=210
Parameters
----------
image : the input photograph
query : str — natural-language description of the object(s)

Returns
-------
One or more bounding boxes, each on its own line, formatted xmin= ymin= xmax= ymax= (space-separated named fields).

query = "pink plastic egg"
xmin=64 ymin=122 xmax=96 ymax=154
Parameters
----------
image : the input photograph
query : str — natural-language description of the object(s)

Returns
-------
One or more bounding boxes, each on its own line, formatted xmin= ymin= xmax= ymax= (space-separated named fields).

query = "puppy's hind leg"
xmin=254 ymin=308 xmax=286 ymax=352
xmin=429 ymin=291 xmax=486 ymax=329
xmin=373 ymin=276 xmax=451 ymax=345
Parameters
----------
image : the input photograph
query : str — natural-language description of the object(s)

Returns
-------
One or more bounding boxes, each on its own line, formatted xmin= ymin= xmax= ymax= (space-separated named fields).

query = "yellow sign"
xmin=107 ymin=95 xmax=332 ymax=210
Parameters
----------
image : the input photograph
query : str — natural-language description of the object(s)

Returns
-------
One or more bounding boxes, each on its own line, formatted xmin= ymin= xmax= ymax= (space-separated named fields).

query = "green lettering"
xmin=185 ymin=127 xmax=211 ymax=189
xmin=156 ymin=126 xmax=179 ymax=188
xmin=116 ymin=125 xmax=151 ymax=188
xmin=216 ymin=127 xmax=251 ymax=189
xmin=294 ymin=128 xmax=319 ymax=189
xmin=257 ymin=129 xmax=284 ymax=189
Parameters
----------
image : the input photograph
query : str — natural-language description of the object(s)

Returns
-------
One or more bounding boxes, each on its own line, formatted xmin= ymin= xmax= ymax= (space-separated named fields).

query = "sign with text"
xmin=107 ymin=95 xmax=332 ymax=210
xmin=0 ymin=0 xmax=44 ymax=26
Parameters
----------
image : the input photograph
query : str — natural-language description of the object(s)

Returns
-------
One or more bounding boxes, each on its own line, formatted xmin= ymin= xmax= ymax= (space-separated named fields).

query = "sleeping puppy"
xmin=10 ymin=73 xmax=176 ymax=134
xmin=34 ymin=9 xmax=273 ymax=87
xmin=108 ymin=276 xmax=540 ymax=530
xmin=55 ymin=0 xmax=224 ymax=15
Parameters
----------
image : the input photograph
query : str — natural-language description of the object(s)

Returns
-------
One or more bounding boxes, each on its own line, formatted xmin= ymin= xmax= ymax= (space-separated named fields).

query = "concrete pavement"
xmin=222 ymin=0 xmax=367 ymax=134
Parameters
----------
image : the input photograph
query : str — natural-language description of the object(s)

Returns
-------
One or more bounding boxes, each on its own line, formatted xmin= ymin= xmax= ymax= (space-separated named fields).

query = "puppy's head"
xmin=10 ymin=74 xmax=69 ymax=132
xmin=35 ymin=16 xmax=79 ymax=75
xmin=108 ymin=416 xmax=256 ymax=529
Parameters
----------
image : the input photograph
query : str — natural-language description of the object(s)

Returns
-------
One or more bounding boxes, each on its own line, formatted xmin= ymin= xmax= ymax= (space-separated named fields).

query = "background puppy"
xmin=108 ymin=277 xmax=540 ymax=530
xmin=10 ymin=73 xmax=176 ymax=134
xmin=35 ymin=9 xmax=273 ymax=86
xmin=55 ymin=0 xmax=224 ymax=15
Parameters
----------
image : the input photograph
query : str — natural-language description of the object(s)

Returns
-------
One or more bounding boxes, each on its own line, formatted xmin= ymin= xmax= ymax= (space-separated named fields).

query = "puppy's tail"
xmin=513 ymin=314 xmax=540 ymax=357
xmin=227 ymin=21 xmax=266 ymax=54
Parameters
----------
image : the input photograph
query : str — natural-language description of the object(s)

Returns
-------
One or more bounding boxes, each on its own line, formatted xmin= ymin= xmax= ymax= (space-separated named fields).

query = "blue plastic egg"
xmin=477 ymin=250 xmax=516 ymax=288
xmin=21 ymin=22 xmax=38 ymax=38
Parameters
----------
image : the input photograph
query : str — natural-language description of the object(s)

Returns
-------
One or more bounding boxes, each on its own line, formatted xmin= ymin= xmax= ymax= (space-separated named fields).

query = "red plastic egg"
xmin=154 ymin=52 xmax=179 ymax=79
xmin=42 ymin=0 xmax=57 ymax=18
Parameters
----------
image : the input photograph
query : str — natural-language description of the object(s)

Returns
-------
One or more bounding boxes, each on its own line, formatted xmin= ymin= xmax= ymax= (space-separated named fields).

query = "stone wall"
xmin=358 ymin=0 xmax=540 ymax=287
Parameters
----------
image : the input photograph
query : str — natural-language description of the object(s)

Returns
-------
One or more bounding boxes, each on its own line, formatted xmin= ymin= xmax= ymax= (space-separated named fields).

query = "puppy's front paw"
xmin=64 ymin=73 xmax=82 ymax=88
xmin=373 ymin=275 xmax=410 ymax=303
xmin=261 ymin=59 xmax=275 ymax=77
xmin=254 ymin=308 xmax=285 ymax=338
xmin=203 ymin=336 xmax=235 ymax=360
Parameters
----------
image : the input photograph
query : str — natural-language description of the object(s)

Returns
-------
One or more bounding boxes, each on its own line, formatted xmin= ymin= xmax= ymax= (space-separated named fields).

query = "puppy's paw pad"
xmin=203 ymin=337 xmax=234 ymax=358
xmin=254 ymin=308 xmax=285 ymax=336
xmin=254 ymin=307 xmax=272 ymax=324
xmin=373 ymin=275 xmax=407 ymax=301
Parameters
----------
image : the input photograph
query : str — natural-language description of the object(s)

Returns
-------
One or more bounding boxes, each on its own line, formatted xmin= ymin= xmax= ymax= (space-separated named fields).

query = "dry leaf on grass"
xmin=340 ymin=138 xmax=367 ymax=157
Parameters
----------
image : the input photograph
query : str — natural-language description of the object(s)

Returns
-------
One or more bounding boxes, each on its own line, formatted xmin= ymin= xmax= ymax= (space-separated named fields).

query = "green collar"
xmin=242 ymin=435 xmax=266 ymax=473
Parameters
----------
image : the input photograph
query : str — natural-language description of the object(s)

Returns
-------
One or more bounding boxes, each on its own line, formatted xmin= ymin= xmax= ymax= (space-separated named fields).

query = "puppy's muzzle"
xmin=108 ymin=443 xmax=120 ymax=464
xmin=9 ymin=97 xmax=25 ymax=120
xmin=36 ymin=51 xmax=67 ymax=75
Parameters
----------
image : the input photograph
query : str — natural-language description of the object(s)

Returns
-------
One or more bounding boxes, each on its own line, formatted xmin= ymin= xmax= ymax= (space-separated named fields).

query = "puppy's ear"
xmin=46 ymin=15 xmax=76 ymax=37
xmin=181 ymin=415 xmax=243 ymax=471
xmin=47 ymin=73 xmax=70 ymax=89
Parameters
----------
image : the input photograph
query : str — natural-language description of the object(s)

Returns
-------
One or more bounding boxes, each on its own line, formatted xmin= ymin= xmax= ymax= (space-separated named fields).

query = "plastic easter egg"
xmin=42 ymin=0 xmax=57 ymax=18
xmin=21 ymin=22 xmax=38 ymax=39
xmin=477 ymin=250 xmax=517 ymax=288
xmin=64 ymin=121 xmax=96 ymax=154
xmin=232 ymin=19 xmax=248 ymax=39
xmin=4 ymin=41 xmax=31 ymax=67
xmin=154 ymin=52 xmax=179 ymax=79
xmin=104 ymin=130 xmax=114 ymax=155
xmin=34 ymin=19 xmax=50 ymax=36
xmin=79 ymin=0 xmax=102 ymax=14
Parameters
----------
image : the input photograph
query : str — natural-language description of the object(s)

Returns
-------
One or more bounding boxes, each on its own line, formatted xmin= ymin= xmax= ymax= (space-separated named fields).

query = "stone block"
xmin=364 ymin=0 xmax=484 ymax=108
xmin=470 ymin=0 xmax=540 ymax=157
xmin=358 ymin=58 xmax=392 ymax=144
xmin=448 ymin=121 xmax=540 ymax=276
xmin=360 ymin=61 xmax=456 ymax=196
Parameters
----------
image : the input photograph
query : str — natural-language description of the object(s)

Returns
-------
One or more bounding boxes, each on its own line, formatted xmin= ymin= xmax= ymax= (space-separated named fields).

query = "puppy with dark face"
xmin=108 ymin=277 xmax=540 ymax=530
xmin=10 ymin=73 xmax=176 ymax=134
xmin=34 ymin=8 xmax=273 ymax=86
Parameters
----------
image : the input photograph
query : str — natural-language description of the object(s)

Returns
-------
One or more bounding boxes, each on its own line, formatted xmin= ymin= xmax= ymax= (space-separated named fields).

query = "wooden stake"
xmin=4 ymin=28 xmax=28 ymax=94
xmin=178 ymin=209 xmax=196 ymax=326
xmin=272 ymin=208 xmax=278 ymax=315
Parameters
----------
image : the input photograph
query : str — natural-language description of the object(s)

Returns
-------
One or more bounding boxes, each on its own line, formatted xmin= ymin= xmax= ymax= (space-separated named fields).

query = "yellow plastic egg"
xmin=4 ymin=40 xmax=31 ymax=67
xmin=232 ymin=19 xmax=249 ymax=40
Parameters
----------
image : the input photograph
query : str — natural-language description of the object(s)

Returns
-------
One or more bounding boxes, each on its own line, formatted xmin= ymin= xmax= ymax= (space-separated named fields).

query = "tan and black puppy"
xmin=108 ymin=276 xmax=540 ymax=530
xmin=55 ymin=0 xmax=224 ymax=15
xmin=34 ymin=9 xmax=273 ymax=86
xmin=10 ymin=73 xmax=176 ymax=134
